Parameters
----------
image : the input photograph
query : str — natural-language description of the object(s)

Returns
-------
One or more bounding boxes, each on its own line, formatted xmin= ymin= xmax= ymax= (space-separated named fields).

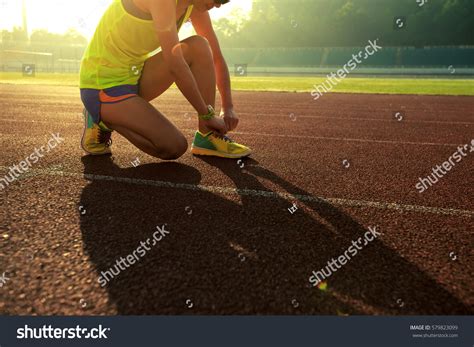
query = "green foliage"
xmin=1 ymin=28 xmax=88 ymax=61
xmin=1 ymin=27 xmax=28 ymax=43
xmin=215 ymin=0 xmax=474 ymax=47
xmin=1 ymin=28 xmax=87 ymax=46
xmin=30 ymin=28 xmax=87 ymax=45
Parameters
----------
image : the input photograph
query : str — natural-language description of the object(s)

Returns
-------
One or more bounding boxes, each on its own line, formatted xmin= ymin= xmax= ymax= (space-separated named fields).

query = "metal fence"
xmin=0 ymin=42 xmax=84 ymax=73
xmin=1 ymin=42 xmax=473 ymax=75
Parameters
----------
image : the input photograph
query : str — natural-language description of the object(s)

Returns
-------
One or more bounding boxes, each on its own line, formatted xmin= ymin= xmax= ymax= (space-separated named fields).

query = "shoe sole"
xmin=80 ymin=109 xmax=111 ymax=156
xmin=191 ymin=146 xmax=252 ymax=159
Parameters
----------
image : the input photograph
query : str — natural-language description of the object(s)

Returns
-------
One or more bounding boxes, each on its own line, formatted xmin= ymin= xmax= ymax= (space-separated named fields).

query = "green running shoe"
xmin=191 ymin=131 xmax=252 ymax=158
xmin=80 ymin=108 xmax=113 ymax=155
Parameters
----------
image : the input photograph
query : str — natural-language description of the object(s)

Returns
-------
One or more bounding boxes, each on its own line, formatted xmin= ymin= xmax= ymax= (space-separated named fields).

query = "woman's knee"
xmin=156 ymin=135 xmax=188 ymax=160
xmin=183 ymin=35 xmax=213 ymax=60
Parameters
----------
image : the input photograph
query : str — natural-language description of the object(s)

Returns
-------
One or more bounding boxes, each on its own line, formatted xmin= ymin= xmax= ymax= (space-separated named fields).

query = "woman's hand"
xmin=221 ymin=108 xmax=239 ymax=132
xmin=202 ymin=116 xmax=227 ymax=135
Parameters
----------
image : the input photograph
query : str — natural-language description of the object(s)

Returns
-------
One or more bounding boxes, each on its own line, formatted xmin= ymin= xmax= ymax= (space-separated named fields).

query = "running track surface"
xmin=0 ymin=84 xmax=473 ymax=315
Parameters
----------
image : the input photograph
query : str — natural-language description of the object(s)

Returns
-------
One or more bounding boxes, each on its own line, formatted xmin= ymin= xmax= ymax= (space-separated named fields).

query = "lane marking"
xmin=2 ymin=166 xmax=472 ymax=217
xmin=3 ymin=116 xmax=473 ymax=126
xmin=164 ymin=109 xmax=474 ymax=125
xmin=2 ymin=106 xmax=474 ymax=126
xmin=240 ymin=114 xmax=474 ymax=125
xmin=228 ymin=131 xmax=463 ymax=147
xmin=1 ymin=105 xmax=473 ymax=126
xmin=0 ymin=124 xmax=464 ymax=147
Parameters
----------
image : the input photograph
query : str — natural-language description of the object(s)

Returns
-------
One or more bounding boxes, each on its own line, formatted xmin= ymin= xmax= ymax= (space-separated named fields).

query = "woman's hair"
xmin=214 ymin=0 xmax=230 ymax=4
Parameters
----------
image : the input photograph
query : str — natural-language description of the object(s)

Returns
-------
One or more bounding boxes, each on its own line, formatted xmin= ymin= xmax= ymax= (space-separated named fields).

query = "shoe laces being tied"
xmin=213 ymin=133 xmax=235 ymax=143
xmin=98 ymin=129 xmax=113 ymax=147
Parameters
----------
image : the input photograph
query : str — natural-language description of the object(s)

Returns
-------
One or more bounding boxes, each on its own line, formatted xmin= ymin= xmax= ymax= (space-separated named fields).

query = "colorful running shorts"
xmin=80 ymin=84 xmax=139 ymax=123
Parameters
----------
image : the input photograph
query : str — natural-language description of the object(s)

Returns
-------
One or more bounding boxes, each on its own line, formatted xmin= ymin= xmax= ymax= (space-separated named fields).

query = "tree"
xmin=213 ymin=0 xmax=474 ymax=47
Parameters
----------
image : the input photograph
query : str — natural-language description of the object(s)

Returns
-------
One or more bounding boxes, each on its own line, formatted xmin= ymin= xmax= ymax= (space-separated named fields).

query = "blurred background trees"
xmin=1 ymin=0 xmax=472 ymax=48
xmin=215 ymin=0 xmax=474 ymax=47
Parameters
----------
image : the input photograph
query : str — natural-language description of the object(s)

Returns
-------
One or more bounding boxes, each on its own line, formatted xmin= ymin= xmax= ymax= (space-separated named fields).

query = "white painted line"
xmin=0 ymin=119 xmax=61 ymax=123
xmin=160 ymin=106 xmax=474 ymax=125
xmin=227 ymin=131 xmax=462 ymax=147
xmin=2 ymin=166 xmax=472 ymax=217
xmin=239 ymin=113 xmax=474 ymax=125
xmin=0 ymin=122 xmax=463 ymax=147
xmin=2 ymin=111 xmax=473 ymax=127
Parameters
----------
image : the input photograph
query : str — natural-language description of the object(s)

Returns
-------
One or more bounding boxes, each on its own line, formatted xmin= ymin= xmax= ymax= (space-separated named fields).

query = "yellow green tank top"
xmin=80 ymin=0 xmax=193 ymax=89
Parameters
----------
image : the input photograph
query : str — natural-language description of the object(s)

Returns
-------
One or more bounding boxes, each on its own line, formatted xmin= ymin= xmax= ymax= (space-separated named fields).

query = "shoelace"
xmin=98 ymin=129 xmax=112 ymax=147
xmin=213 ymin=133 xmax=234 ymax=143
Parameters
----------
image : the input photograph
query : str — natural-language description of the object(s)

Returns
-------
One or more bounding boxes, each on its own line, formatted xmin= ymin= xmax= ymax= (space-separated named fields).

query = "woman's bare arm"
xmin=148 ymin=0 xmax=208 ymax=116
xmin=191 ymin=10 xmax=238 ymax=131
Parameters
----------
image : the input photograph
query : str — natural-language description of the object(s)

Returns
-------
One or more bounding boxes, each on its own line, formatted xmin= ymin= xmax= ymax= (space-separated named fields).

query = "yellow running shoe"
xmin=191 ymin=131 xmax=252 ymax=158
xmin=81 ymin=109 xmax=113 ymax=155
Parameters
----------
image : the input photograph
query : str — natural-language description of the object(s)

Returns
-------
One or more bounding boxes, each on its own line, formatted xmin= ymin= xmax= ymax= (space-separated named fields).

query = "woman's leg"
xmin=101 ymin=97 xmax=188 ymax=160
xmin=139 ymin=35 xmax=217 ymax=134
xmin=100 ymin=35 xmax=217 ymax=160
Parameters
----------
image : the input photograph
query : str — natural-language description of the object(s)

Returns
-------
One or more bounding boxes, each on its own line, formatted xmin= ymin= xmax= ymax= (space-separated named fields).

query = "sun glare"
xmin=0 ymin=0 xmax=253 ymax=39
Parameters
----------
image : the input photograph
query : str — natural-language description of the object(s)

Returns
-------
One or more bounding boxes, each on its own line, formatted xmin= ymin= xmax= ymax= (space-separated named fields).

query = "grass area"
xmin=1 ymin=72 xmax=473 ymax=96
xmin=0 ymin=72 xmax=79 ymax=86
xmin=231 ymin=76 xmax=474 ymax=96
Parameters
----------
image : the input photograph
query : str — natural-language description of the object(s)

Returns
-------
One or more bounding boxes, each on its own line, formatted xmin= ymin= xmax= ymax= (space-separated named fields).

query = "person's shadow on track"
xmin=79 ymin=155 xmax=470 ymax=315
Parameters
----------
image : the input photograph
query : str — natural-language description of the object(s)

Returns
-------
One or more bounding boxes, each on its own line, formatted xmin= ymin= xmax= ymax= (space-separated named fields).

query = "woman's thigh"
xmin=101 ymin=96 xmax=188 ymax=160
xmin=138 ymin=35 xmax=211 ymax=102
xmin=138 ymin=50 xmax=175 ymax=102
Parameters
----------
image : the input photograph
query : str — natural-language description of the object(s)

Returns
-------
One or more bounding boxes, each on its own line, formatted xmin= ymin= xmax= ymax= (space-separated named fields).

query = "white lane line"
xmin=2 ymin=101 xmax=472 ymax=126
xmin=227 ymin=131 xmax=462 ymax=147
xmin=0 ymin=122 xmax=464 ymax=147
xmin=239 ymin=114 xmax=474 ymax=125
xmin=2 ymin=111 xmax=474 ymax=127
xmin=161 ymin=108 xmax=474 ymax=125
xmin=3 ymin=166 xmax=473 ymax=217
xmin=0 ymin=126 xmax=464 ymax=147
